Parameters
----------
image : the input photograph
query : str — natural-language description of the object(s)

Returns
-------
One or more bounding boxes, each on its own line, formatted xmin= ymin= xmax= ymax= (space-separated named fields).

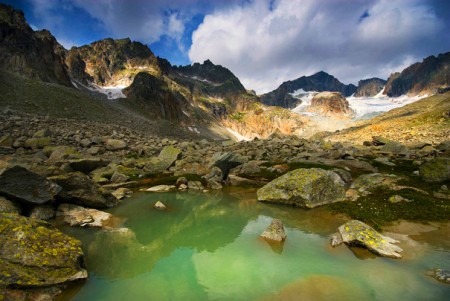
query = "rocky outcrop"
xmin=331 ymin=220 xmax=403 ymax=258
xmin=354 ymin=78 xmax=386 ymax=97
xmin=67 ymin=37 xmax=160 ymax=86
xmin=308 ymin=92 xmax=353 ymax=117
xmin=123 ymin=72 xmax=187 ymax=120
xmin=0 ymin=4 xmax=71 ymax=86
xmin=257 ymin=168 xmax=346 ymax=208
xmin=260 ymin=219 xmax=287 ymax=242
xmin=383 ymin=52 xmax=450 ymax=96
xmin=260 ymin=71 xmax=357 ymax=108
xmin=0 ymin=166 xmax=61 ymax=206
xmin=0 ymin=213 xmax=87 ymax=288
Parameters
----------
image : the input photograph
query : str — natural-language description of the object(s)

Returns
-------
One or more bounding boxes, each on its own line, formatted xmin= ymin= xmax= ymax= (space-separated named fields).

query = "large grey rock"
xmin=210 ymin=152 xmax=246 ymax=180
xmin=260 ymin=219 xmax=287 ymax=242
xmin=49 ymin=172 xmax=118 ymax=208
xmin=57 ymin=203 xmax=113 ymax=227
xmin=106 ymin=139 xmax=127 ymax=151
xmin=0 ymin=213 xmax=87 ymax=288
xmin=144 ymin=145 xmax=181 ymax=174
xmin=332 ymin=220 xmax=403 ymax=258
xmin=0 ymin=166 xmax=61 ymax=205
xmin=419 ymin=157 xmax=450 ymax=183
xmin=257 ymin=168 xmax=346 ymax=208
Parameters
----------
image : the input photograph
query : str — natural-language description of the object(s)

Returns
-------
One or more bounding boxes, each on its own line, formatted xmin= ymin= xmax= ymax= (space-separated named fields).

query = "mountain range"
xmin=0 ymin=3 xmax=449 ymax=139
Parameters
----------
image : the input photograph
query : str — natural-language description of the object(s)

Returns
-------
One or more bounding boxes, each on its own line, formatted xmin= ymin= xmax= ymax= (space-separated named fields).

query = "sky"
xmin=4 ymin=0 xmax=450 ymax=94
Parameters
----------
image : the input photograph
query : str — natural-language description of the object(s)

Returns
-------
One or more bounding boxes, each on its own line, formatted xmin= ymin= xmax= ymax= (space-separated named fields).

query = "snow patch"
xmin=290 ymin=90 xmax=319 ymax=116
xmin=88 ymin=83 xmax=127 ymax=100
xmin=226 ymin=128 xmax=250 ymax=141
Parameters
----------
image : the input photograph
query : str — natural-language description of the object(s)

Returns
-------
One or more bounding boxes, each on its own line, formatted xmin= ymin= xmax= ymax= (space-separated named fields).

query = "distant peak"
xmin=203 ymin=59 xmax=214 ymax=65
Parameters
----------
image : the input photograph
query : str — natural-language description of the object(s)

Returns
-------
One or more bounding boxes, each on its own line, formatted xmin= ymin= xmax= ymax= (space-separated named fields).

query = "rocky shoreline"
xmin=0 ymin=110 xmax=449 ymax=299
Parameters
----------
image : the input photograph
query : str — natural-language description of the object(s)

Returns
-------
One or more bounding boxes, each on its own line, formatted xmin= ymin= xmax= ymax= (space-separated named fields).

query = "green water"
xmin=59 ymin=189 xmax=450 ymax=301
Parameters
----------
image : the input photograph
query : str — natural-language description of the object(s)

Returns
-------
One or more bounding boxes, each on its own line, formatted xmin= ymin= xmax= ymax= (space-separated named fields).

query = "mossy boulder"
xmin=332 ymin=220 xmax=403 ymax=258
xmin=144 ymin=145 xmax=181 ymax=174
xmin=0 ymin=166 xmax=61 ymax=206
xmin=24 ymin=137 xmax=52 ymax=149
xmin=257 ymin=168 xmax=346 ymax=208
xmin=0 ymin=213 xmax=87 ymax=288
xmin=419 ymin=157 xmax=450 ymax=183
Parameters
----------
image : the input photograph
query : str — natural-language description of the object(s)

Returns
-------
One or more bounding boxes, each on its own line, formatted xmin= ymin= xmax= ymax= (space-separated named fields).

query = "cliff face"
xmin=354 ymin=78 xmax=386 ymax=97
xmin=260 ymin=71 xmax=357 ymax=108
xmin=67 ymin=38 xmax=160 ymax=86
xmin=383 ymin=52 xmax=450 ymax=97
xmin=308 ymin=91 xmax=353 ymax=117
xmin=0 ymin=4 xmax=71 ymax=86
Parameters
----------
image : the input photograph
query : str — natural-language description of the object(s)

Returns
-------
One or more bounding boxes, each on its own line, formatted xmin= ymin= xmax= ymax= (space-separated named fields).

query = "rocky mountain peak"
xmin=0 ymin=4 xmax=27 ymax=29
xmin=355 ymin=78 xmax=386 ymax=97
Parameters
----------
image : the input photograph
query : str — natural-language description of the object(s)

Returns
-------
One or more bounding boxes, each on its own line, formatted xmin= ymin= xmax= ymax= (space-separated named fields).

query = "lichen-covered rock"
xmin=419 ymin=157 xmax=450 ymax=183
xmin=257 ymin=168 xmax=346 ymax=208
xmin=49 ymin=172 xmax=118 ymax=208
xmin=334 ymin=220 xmax=403 ymax=258
xmin=260 ymin=219 xmax=287 ymax=242
xmin=57 ymin=203 xmax=113 ymax=227
xmin=0 ymin=166 xmax=61 ymax=206
xmin=0 ymin=213 xmax=87 ymax=288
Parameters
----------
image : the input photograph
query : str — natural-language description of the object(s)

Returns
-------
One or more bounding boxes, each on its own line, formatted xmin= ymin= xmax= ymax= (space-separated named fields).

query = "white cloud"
xmin=189 ymin=0 xmax=448 ymax=94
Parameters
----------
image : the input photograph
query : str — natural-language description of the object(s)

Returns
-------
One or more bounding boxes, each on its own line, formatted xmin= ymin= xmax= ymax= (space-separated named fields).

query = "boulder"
xmin=260 ymin=219 xmax=287 ymax=242
xmin=57 ymin=203 xmax=113 ymax=227
xmin=146 ymin=185 xmax=175 ymax=192
xmin=144 ymin=145 xmax=181 ymax=174
xmin=380 ymin=141 xmax=409 ymax=154
xmin=0 ymin=166 xmax=61 ymax=206
xmin=29 ymin=204 xmax=55 ymax=220
xmin=46 ymin=146 xmax=78 ymax=163
xmin=257 ymin=168 xmax=346 ymax=208
xmin=154 ymin=201 xmax=166 ymax=210
xmin=111 ymin=188 xmax=133 ymax=200
xmin=419 ymin=157 xmax=450 ymax=183
xmin=110 ymin=172 xmax=129 ymax=184
xmin=49 ymin=172 xmax=118 ymax=208
xmin=209 ymin=152 xmax=246 ymax=180
xmin=188 ymin=181 xmax=204 ymax=190
xmin=68 ymin=158 xmax=109 ymax=174
xmin=106 ymin=139 xmax=127 ymax=151
xmin=0 ymin=196 xmax=21 ymax=214
xmin=24 ymin=137 xmax=52 ymax=149
xmin=332 ymin=220 xmax=403 ymax=258
xmin=0 ymin=213 xmax=87 ymax=288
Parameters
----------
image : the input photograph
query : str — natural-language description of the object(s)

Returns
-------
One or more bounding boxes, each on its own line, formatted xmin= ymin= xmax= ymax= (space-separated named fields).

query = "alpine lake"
xmin=57 ymin=188 xmax=450 ymax=301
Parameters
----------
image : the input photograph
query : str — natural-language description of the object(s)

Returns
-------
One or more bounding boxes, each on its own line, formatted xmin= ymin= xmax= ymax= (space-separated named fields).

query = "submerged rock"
xmin=0 ymin=213 xmax=87 ymax=288
xmin=257 ymin=168 xmax=346 ymax=208
xmin=333 ymin=220 xmax=403 ymax=258
xmin=0 ymin=166 xmax=61 ymax=206
xmin=154 ymin=201 xmax=166 ymax=210
xmin=432 ymin=268 xmax=450 ymax=284
xmin=57 ymin=203 xmax=113 ymax=227
xmin=260 ymin=219 xmax=287 ymax=242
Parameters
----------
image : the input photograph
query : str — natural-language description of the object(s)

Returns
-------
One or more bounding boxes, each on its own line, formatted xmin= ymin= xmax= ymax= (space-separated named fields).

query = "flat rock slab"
xmin=0 ymin=166 xmax=61 ymax=205
xmin=260 ymin=219 xmax=287 ymax=242
xmin=257 ymin=168 xmax=346 ymax=208
xmin=146 ymin=185 xmax=176 ymax=192
xmin=0 ymin=213 xmax=87 ymax=288
xmin=334 ymin=220 xmax=403 ymax=259
xmin=57 ymin=203 xmax=113 ymax=227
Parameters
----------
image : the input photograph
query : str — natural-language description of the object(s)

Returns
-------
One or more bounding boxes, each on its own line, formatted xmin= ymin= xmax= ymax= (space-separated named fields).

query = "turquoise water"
xmin=59 ymin=189 xmax=450 ymax=301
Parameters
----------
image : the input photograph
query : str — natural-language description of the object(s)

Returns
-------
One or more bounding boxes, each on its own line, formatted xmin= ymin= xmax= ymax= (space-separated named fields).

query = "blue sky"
xmin=4 ymin=0 xmax=450 ymax=93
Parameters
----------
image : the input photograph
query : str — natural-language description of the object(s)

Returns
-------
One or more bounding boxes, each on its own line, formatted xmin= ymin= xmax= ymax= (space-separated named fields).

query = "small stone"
xmin=388 ymin=195 xmax=413 ymax=203
xmin=260 ymin=219 xmax=287 ymax=242
xmin=106 ymin=139 xmax=127 ymax=151
xmin=154 ymin=201 xmax=166 ymax=210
